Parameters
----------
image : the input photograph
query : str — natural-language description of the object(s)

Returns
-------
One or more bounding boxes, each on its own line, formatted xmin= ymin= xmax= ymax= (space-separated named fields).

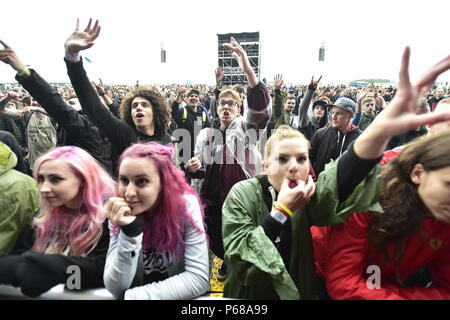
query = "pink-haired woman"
xmin=0 ymin=146 xmax=115 ymax=297
xmin=104 ymin=142 xmax=209 ymax=300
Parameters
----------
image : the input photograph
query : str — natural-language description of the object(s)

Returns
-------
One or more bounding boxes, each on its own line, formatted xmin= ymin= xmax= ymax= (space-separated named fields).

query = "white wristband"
xmin=270 ymin=208 xmax=288 ymax=224
xmin=65 ymin=53 xmax=81 ymax=62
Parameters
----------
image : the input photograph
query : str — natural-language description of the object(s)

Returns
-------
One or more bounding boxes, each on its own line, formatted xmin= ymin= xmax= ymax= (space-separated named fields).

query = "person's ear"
xmin=410 ymin=163 xmax=424 ymax=185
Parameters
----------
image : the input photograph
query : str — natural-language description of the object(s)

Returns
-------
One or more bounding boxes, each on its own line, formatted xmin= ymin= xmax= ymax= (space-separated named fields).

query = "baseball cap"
xmin=327 ymin=97 xmax=356 ymax=114
xmin=187 ymin=89 xmax=200 ymax=97
xmin=312 ymin=100 xmax=327 ymax=109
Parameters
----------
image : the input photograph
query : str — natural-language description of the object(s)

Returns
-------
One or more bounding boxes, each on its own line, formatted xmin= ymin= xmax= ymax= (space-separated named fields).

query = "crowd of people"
xmin=1 ymin=18 xmax=450 ymax=300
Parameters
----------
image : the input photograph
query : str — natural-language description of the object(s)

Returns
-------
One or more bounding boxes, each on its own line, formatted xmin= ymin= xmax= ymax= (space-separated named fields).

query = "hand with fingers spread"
xmin=276 ymin=175 xmax=316 ymax=213
xmin=224 ymin=37 xmax=258 ymax=88
xmin=65 ymin=18 xmax=101 ymax=57
xmin=354 ymin=47 xmax=450 ymax=159
xmin=215 ymin=66 xmax=224 ymax=84
xmin=356 ymin=86 xmax=370 ymax=103
xmin=0 ymin=40 xmax=28 ymax=73
xmin=106 ymin=197 xmax=136 ymax=226
xmin=274 ymin=74 xmax=284 ymax=89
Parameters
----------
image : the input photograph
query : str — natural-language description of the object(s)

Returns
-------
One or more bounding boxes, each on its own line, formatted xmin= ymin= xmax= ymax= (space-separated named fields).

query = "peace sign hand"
xmin=371 ymin=47 xmax=450 ymax=138
xmin=309 ymin=75 xmax=322 ymax=90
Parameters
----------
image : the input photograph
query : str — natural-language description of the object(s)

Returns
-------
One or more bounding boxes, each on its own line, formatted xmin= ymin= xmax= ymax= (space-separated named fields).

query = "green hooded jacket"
xmin=0 ymin=142 xmax=40 ymax=254
xmin=222 ymin=158 xmax=382 ymax=299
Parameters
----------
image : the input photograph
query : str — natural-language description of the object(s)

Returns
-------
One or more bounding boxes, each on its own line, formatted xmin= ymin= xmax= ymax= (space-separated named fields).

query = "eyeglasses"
xmin=218 ymin=100 xmax=238 ymax=108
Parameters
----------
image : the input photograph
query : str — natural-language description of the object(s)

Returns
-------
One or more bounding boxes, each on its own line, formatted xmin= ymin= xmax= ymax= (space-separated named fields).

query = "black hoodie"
xmin=310 ymin=124 xmax=362 ymax=176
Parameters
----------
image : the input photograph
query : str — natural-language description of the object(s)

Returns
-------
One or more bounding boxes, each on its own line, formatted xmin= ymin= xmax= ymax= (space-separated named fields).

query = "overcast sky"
xmin=1 ymin=0 xmax=449 ymax=86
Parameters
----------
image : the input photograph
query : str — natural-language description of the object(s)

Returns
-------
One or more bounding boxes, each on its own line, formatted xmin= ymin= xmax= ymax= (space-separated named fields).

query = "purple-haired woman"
xmin=104 ymin=142 xmax=209 ymax=300
xmin=0 ymin=146 xmax=116 ymax=297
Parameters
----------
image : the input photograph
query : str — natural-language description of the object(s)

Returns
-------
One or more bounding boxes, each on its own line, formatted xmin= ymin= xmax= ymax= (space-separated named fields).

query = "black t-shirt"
xmin=142 ymin=249 xmax=169 ymax=284
xmin=203 ymin=130 xmax=226 ymax=203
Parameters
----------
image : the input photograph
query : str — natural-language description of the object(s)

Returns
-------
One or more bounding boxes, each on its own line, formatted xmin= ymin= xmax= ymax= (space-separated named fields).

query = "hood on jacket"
xmin=311 ymin=101 xmax=329 ymax=129
xmin=0 ymin=142 xmax=18 ymax=176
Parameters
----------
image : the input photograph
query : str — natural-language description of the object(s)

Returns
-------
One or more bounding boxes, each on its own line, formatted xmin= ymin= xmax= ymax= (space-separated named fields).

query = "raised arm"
xmin=352 ymin=87 xmax=369 ymax=126
xmin=92 ymin=78 xmax=118 ymax=115
xmin=0 ymin=92 xmax=24 ymax=120
xmin=0 ymin=40 xmax=88 ymax=133
xmin=298 ymin=76 xmax=321 ymax=128
xmin=224 ymin=37 xmax=258 ymax=88
xmin=223 ymin=38 xmax=270 ymax=129
xmin=214 ymin=67 xmax=223 ymax=101
xmin=64 ymin=18 xmax=134 ymax=151
xmin=272 ymin=74 xmax=284 ymax=121
xmin=170 ymin=87 xmax=186 ymax=126
xmin=354 ymin=47 xmax=450 ymax=160
xmin=305 ymin=49 xmax=450 ymax=226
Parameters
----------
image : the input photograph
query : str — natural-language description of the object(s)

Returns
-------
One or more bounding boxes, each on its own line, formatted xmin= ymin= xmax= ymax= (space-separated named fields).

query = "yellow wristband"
xmin=273 ymin=201 xmax=293 ymax=217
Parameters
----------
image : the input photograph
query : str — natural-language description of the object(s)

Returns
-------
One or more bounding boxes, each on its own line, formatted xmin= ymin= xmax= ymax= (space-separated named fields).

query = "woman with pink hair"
xmin=104 ymin=142 xmax=209 ymax=300
xmin=0 ymin=146 xmax=115 ymax=297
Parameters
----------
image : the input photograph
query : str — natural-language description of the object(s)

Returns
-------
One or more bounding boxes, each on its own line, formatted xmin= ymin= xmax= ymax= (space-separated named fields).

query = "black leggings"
xmin=204 ymin=203 xmax=225 ymax=260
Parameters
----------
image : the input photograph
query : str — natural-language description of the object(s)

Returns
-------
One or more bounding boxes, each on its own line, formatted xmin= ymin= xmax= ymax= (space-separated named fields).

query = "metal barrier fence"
xmin=0 ymin=284 xmax=234 ymax=300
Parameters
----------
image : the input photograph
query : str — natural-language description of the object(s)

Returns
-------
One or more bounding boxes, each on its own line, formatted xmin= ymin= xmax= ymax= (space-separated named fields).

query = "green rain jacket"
xmin=222 ymin=158 xmax=382 ymax=300
xmin=0 ymin=142 xmax=39 ymax=254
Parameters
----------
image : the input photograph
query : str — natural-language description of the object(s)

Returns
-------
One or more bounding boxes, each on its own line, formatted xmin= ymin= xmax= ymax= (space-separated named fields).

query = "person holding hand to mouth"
xmin=103 ymin=142 xmax=209 ymax=300
xmin=222 ymin=47 xmax=450 ymax=300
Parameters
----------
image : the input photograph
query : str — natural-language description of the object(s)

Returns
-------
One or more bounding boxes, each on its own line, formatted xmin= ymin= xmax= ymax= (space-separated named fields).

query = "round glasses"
xmin=218 ymin=100 xmax=238 ymax=108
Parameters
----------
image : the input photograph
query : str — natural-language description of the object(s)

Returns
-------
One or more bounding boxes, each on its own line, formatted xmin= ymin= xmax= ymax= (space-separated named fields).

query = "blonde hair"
xmin=264 ymin=125 xmax=310 ymax=159
xmin=218 ymin=89 xmax=241 ymax=106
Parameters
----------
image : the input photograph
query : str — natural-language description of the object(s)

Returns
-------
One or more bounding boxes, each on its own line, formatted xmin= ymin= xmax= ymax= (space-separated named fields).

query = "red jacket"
xmin=312 ymin=213 xmax=450 ymax=299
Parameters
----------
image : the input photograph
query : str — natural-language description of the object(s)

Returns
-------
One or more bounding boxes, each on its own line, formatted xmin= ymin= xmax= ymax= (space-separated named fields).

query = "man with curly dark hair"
xmin=119 ymin=87 xmax=172 ymax=140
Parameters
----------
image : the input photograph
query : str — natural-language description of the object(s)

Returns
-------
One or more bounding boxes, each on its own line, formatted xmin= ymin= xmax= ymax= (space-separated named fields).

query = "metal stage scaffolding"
xmin=217 ymin=32 xmax=260 ymax=86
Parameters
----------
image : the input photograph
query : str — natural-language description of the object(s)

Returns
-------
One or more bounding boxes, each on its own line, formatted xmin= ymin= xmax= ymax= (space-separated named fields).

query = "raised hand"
xmin=0 ymin=40 xmax=27 ymax=72
xmin=215 ymin=66 xmax=224 ymax=84
xmin=356 ymin=86 xmax=370 ymax=103
xmin=92 ymin=78 xmax=106 ymax=96
xmin=224 ymin=37 xmax=258 ymax=87
xmin=274 ymin=74 xmax=284 ymax=89
xmin=64 ymin=18 xmax=101 ymax=57
xmin=176 ymin=87 xmax=187 ymax=103
xmin=355 ymin=47 xmax=450 ymax=159
xmin=309 ymin=75 xmax=322 ymax=90
xmin=371 ymin=47 xmax=450 ymax=138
